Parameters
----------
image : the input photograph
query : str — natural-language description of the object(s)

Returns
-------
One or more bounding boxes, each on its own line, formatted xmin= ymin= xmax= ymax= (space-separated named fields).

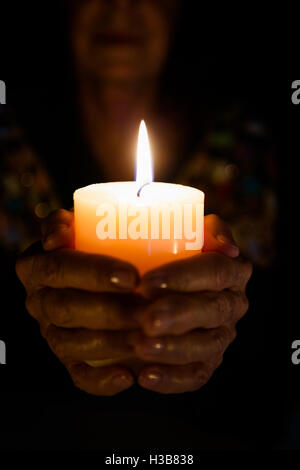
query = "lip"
xmin=92 ymin=32 xmax=142 ymax=46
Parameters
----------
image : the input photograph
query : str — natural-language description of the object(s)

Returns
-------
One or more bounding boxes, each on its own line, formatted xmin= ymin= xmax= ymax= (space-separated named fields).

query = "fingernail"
xmin=112 ymin=374 xmax=133 ymax=388
xmin=43 ymin=233 xmax=61 ymax=249
xmin=110 ymin=270 xmax=136 ymax=289
xmin=146 ymin=311 xmax=171 ymax=334
xmin=43 ymin=234 xmax=56 ymax=249
xmin=43 ymin=224 xmax=70 ymax=248
xmin=216 ymin=234 xmax=239 ymax=257
xmin=143 ymin=274 xmax=168 ymax=289
xmin=217 ymin=234 xmax=236 ymax=246
xmin=136 ymin=338 xmax=165 ymax=356
xmin=143 ymin=369 xmax=163 ymax=384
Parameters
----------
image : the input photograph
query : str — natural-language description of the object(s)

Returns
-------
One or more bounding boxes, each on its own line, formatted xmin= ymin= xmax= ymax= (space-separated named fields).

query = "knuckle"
xmin=155 ymin=293 xmax=183 ymax=316
xmin=71 ymin=376 xmax=83 ymax=391
xmin=212 ymin=291 xmax=232 ymax=323
xmin=207 ymin=353 xmax=223 ymax=369
xmin=39 ymin=321 xmax=50 ymax=339
xmin=31 ymin=254 xmax=45 ymax=285
xmin=46 ymin=290 xmax=72 ymax=326
xmin=233 ymin=261 xmax=245 ymax=286
xmin=37 ymin=288 xmax=49 ymax=318
xmin=23 ymin=253 xmax=44 ymax=289
xmin=42 ymin=209 xmax=65 ymax=235
xmin=16 ymin=254 xmax=36 ymax=287
xmin=49 ymin=209 xmax=66 ymax=224
xmin=241 ymin=293 xmax=250 ymax=316
xmin=212 ymin=354 xmax=224 ymax=368
xmin=215 ymin=332 xmax=226 ymax=354
xmin=171 ymin=268 xmax=189 ymax=292
xmin=45 ymin=327 xmax=65 ymax=358
xmin=53 ymin=208 xmax=66 ymax=218
xmin=43 ymin=252 xmax=63 ymax=286
xmin=35 ymin=288 xmax=68 ymax=325
xmin=231 ymin=327 xmax=237 ymax=342
xmin=68 ymin=368 xmax=86 ymax=392
xmin=212 ymin=326 xmax=231 ymax=354
xmin=15 ymin=242 xmax=45 ymax=287
xmin=49 ymin=307 xmax=68 ymax=327
xmin=244 ymin=259 xmax=253 ymax=282
xmin=219 ymin=257 xmax=251 ymax=290
xmin=216 ymin=355 xmax=224 ymax=368
xmin=212 ymin=256 xmax=228 ymax=291
xmin=25 ymin=291 xmax=44 ymax=323
xmin=15 ymin=257 xmax=25 ymax=283
xmin=194 ymin=364 xmax=210 ymax=385
xmin=55 ymin=309 xmax=72 ymax=327
xmin=239 ymin=258 xmax=253 ymax=285
xmin=235 ymin=292 xmax=249 ymax=320
xmin=25 ymin=294 xmax=35 ymax=317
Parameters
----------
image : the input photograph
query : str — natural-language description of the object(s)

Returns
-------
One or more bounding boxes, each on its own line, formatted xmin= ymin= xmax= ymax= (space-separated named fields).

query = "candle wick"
xmin=137 ymin=182 xmax=151 ymax=197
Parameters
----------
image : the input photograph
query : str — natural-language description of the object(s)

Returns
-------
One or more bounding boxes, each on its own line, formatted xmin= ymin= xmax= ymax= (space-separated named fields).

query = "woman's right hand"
xmin=15 ymin=209 xmax=140 ymax=396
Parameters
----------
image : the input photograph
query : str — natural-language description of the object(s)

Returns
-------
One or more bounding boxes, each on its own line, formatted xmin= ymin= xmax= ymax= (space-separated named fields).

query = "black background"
xmin=0 ymin=1 xmax=298 ymax=451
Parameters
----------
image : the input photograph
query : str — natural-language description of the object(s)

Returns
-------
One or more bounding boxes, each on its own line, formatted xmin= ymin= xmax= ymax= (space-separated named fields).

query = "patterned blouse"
xmin=0 ymin=102 xmax=278 ymax=268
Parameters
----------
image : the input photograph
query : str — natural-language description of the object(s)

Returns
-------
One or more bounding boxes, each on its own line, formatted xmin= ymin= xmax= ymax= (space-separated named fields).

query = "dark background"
xmin=0 ymin=1 xmax=298 ymax=451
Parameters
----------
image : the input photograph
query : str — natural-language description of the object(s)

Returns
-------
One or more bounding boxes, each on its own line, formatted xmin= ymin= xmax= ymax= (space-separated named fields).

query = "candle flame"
xmin=135 ymin=120 xmax=153 ymax=188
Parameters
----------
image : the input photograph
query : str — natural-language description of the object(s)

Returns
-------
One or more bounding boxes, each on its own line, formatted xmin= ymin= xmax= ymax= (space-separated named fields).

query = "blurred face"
xmin=68 ymin=0 xmax=180 ymax=83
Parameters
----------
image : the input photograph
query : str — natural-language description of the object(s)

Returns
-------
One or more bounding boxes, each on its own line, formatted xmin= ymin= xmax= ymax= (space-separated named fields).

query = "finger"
xmin=43 ymin=225 xmax=74 ymax=251
xmin=203 ymin=214 xmax=239 ymax=257
xmin=130 ymin=325 xmax=236 ymax=365
xmin=26 ymin=288 xmax=140 ymax=330
xmin=41 ymin=209 xmax=73 ymax=237
xmin=44 ymin=325 xmax=135 ymax=362
xmin=140 ymin=252 xmax=253 ymax=298
xmin=136 ymin=290 xmax=248 ymax=336
xmin=137 ymin=359 xmax=222 ymax=394
xmin=16 ymin=248 xmax=139 ymax=293
xmin=41 ymin=209 xmax=74 ymax=250
xmin=66 ymin=362 xmax=135 ymax=396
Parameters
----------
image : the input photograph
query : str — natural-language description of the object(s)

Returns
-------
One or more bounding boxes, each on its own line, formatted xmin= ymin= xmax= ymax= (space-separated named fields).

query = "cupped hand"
xmin=16 ymin=210 xmax=252 ymax=396
xmin=15 ymin=209 xmax=141 ymax=396
xmin=131 ymin=214 xmax=253 ymax=394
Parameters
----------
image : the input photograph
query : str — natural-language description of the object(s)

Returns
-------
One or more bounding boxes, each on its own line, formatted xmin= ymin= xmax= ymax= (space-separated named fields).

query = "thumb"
xmin=203 ymin=214 xmax=239 ymax=258
xmin=41 ymin=209 xmax=75 ymax=251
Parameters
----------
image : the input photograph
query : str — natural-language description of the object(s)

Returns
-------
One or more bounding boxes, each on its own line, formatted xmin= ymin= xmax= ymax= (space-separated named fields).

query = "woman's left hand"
xmin=130 ymin=214 xmax=253 ymax=394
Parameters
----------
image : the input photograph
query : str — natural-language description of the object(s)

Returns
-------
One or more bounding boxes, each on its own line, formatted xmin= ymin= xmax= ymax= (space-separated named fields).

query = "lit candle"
xmin=74 ymin=121 xmax=205 ymax=276
xmin=74 ymin=121 xmax=204 ymax=370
